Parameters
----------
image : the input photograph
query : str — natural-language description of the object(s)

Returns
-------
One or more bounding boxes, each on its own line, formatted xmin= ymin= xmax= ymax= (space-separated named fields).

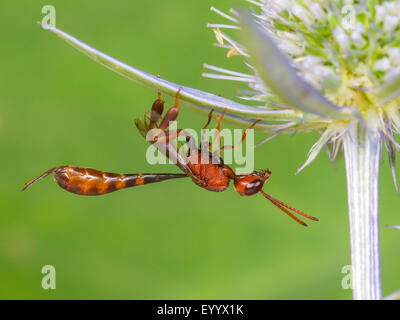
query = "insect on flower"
xmin=22 ymin=89 xmax=318 ymax=226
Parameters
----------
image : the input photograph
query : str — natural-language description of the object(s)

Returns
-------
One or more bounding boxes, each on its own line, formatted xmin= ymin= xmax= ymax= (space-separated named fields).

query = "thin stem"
xmin=343 ymin=122 xmax=382 ymax=300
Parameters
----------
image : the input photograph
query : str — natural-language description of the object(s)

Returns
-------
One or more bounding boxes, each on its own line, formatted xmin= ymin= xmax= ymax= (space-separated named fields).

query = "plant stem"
xmin=343 ymin=122 xmax=382 ymax=300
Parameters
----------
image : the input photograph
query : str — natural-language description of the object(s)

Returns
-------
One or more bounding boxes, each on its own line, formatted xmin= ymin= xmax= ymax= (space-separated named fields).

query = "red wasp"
xmin=23 ymin=89 xmax=318 ymax=226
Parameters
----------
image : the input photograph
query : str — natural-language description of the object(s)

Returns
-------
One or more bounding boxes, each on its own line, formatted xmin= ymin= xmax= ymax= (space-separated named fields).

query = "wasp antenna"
xmin=260 ymin=190 xmax=317 ymax=226
xmin=22 ymin=167 xmax=58 ymax=191
xmin=261 ymin=190 xmax=318 ymax=221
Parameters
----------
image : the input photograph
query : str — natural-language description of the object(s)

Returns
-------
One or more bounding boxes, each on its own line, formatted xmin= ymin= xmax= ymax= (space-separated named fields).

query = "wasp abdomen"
xmin=23 ymin=166 xmax=186 ymax=196
xmin=54 ymin=166 xmax=121 ymax=195
xmin=54 ymin=166 xmax=187 ymax=195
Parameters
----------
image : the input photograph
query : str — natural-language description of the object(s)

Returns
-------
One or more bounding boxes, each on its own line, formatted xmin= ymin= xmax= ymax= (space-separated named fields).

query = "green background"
xmin=0 ymin=0 xmax=398 ymax=299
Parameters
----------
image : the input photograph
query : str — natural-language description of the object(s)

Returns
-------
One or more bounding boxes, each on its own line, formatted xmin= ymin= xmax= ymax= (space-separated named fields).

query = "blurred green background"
xmin=0 ymin=0 xmax=398 ymax=299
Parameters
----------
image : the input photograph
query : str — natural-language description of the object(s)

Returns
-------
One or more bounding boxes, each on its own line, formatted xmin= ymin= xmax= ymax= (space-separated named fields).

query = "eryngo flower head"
xmin=206 ymin=0 xmax=400 ymax=179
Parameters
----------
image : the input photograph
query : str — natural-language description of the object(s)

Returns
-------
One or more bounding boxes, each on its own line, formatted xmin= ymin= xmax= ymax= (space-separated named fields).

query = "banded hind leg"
xmin=149 ymin=91 xmax=165 ymax=129
xmin=22 ymin=166 xmax=187 ymax=196
xmin=148 ymin=88 xmax=190 ymax=160
xmin=151 ymin=87 xmax=182 ymax=140
xmin=144 ymin=88 xmax=199 ymax=180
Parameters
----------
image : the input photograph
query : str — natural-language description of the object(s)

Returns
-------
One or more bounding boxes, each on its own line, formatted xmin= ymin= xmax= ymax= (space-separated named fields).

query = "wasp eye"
xmin=245 ymin=179 xmax=263 ymax=195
